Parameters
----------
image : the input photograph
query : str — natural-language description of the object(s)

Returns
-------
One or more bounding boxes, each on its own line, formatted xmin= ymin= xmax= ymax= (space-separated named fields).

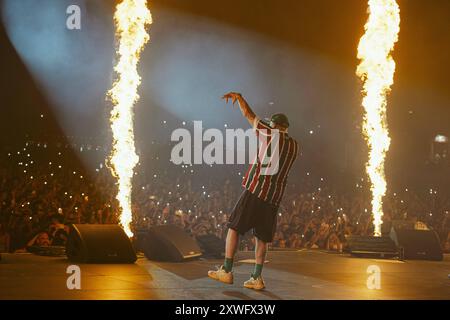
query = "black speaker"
xmin=390 ymin=228 xmax=443 ymax=261
xmin=347 ymin=235 xmax=399 ymax=258
xmin=141 ymin=225 xmax=202 ymax=262
xmin=196 ymin=234 xmax=225 ymax=258
xmin=66 ymin=224 xmax=137 ymax=263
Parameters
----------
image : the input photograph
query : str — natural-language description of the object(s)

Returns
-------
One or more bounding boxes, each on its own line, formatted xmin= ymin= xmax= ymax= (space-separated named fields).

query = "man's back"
xmin=243 ymin=118 xmax=299 ymax=206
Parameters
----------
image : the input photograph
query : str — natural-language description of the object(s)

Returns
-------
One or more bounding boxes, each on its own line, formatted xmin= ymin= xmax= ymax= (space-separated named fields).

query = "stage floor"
xmin=1 ymin=250 xmax=449 ymax=300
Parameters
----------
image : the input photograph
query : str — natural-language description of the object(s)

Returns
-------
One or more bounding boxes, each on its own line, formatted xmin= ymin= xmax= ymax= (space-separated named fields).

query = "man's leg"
xmin=224 ymin=228 xmax=239 ymax=272
xmin=208 ymin=228 xmax=239 ymax=284
xmin=252 ymin=237 xmax=267 ymax=278
xmin=243 ymin=236 xmax=267 ymax=290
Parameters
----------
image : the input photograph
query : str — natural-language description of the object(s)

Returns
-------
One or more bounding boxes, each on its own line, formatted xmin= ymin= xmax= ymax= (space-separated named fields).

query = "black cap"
xmin=270 ymin=113 xmax=290 ymax=128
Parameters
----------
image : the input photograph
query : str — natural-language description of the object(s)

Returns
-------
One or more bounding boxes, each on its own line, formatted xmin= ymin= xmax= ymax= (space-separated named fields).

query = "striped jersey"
xmin=242 ymin=118 xmax=299 ymax=206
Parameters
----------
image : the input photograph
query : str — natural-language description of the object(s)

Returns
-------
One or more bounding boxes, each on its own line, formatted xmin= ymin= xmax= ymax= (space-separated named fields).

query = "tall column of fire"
xmin=108 ymin=0 xmax=152 ymax=237
xmin=356 ymin=0 xmax=400 ymax=236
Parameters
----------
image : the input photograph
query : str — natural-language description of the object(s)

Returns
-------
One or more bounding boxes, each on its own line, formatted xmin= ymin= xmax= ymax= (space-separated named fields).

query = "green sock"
xmin=251 ymin=264 xmax=263 ymax=279
xmin=223 ymin=257 xmax=233 ymax=273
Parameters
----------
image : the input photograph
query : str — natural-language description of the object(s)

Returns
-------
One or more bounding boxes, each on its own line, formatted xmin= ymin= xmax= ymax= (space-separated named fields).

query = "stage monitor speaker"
xmin=196 ymin=234 xmax=225 ymax=258
xmin=141 ymin=225 xmax=202 ymax=262
xmin=390 ymin=228 xmax=443 ymax=261
xmin=346 ymin=235 xmax=399 ymax=258
xmin=66 ymin=224 xmax=137 ymax=263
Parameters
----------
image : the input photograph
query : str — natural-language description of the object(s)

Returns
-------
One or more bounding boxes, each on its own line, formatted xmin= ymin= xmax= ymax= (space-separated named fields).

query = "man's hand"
xmin=222 ymin=92 xmax=242 ymax=106
xmin=222 ymin=92 xmax=256 ymax=126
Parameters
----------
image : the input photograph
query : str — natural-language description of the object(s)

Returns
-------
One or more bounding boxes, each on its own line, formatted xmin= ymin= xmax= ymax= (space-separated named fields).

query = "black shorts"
xmin=228 ymin=190 xmax=279 ymax=243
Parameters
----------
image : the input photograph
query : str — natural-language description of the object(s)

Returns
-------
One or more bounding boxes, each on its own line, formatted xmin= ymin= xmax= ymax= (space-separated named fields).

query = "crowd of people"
xmin=0 ymin=141 xmax=449 ymax=254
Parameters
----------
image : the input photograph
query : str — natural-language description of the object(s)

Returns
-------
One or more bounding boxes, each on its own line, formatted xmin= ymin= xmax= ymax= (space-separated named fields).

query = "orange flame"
xmin=357 ymin=0 xmax=400 ymax=237
xmin=108 ymin=0 xmax=152 ymax=237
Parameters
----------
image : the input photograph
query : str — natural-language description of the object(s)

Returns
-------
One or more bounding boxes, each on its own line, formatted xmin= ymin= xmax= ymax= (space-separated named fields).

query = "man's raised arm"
xmin=222 ymin=92 xmax=257 ymax=127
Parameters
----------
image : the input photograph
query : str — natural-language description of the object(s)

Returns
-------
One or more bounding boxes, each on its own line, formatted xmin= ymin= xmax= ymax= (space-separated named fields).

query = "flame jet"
xmin=356 ymin=0 xmax=400 ymax=236
xmin=108 ymin=0 xmax=152 ymax=237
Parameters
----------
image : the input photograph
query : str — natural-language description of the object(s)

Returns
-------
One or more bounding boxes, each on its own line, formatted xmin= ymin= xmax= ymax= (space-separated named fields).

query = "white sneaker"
xmin=208 ymin=265 xmax=233 ymax=284
xmin=243 ymin=276 xmax=265 ymax=290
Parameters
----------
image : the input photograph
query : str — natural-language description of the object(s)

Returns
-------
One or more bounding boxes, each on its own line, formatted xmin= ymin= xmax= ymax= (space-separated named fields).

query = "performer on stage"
xmin=208 ymin=92 xmax=299 ymax=290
